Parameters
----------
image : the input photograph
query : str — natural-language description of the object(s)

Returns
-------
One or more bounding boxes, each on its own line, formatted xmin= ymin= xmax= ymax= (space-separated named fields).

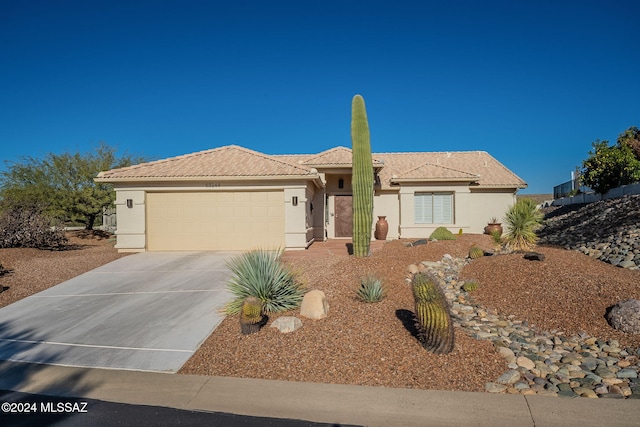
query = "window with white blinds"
xmin=415 ymin=193 xmax=453 ymax=224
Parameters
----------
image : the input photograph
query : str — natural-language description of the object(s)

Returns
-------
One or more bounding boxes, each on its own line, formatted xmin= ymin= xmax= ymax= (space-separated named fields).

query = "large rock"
xmin=270 ymin=316 xmax=302 ymax=333
xmin=300 ymin=290 xmax=329 ymax=320
xmin=606 ymin=299 xmax=640 ymax=334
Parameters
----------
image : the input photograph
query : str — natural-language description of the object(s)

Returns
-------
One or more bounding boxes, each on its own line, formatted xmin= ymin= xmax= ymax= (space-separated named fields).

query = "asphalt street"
xmin=0 ymin=390 xmax=362 ymax=427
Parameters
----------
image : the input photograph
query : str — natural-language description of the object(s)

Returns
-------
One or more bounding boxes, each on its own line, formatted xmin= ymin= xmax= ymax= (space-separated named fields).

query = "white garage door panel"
xmin=147 ymin=191 xmax=284 ymax=251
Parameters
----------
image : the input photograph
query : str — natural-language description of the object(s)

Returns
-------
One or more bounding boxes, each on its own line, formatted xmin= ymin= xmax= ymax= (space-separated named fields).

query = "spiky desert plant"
xmin=411 ymin=272 xmax=455 ymax=354
xmin=225 ymin=249 xmax=305 ymax=315
xmin=355 ymin=275 xmax=385 ymax=303
xmin=468 ymin=244 xmax=484 ymax=259
xmin=462 ymin=281 xmax=479 ymax=292
xmin=490 ymin=229 xmax=502 ymax=244
xmin=429 ymin=226 xmax=456 ymax=241
xmin=351 ymin=94 xmax=374 ymax=257
xmin=503 ymin=198 xmax=544 ymax=251
xmin=240 ymin=296 xmax=264 ymax=335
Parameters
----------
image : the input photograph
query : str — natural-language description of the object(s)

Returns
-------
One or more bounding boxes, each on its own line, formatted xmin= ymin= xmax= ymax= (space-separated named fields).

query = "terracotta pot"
xmin=484 ymin=223 xmax=503 ymax=236
xmin=375 ymin=216 xmax=388 ymax=240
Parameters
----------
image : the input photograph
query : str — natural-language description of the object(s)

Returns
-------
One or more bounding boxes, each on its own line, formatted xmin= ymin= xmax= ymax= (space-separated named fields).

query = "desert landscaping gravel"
xmin=0 ymin=231 xmax=129 ymax=309
xmin=1 ymin=228 xmax=638 ymax=395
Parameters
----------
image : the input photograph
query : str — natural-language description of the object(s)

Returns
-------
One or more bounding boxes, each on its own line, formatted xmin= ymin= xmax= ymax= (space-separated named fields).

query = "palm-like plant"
xmin=503 ymin=198 xmax=544 ymax=251
xmin=224 ymin=249 xmax=305 ymax=315
xmin=356 ymin=275 xmax=385 ymax=303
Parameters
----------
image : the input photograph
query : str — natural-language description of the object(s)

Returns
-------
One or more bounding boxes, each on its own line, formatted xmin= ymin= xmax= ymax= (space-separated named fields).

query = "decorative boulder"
xmin=300 ymin=290 xmax=329 ymax=320
xmin=606 ymin=299 xmax=640 ymax=334
xmin=270 ymin=316 xmax=303 ymax=333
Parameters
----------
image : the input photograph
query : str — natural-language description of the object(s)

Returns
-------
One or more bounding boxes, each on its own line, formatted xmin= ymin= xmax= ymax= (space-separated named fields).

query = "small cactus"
xmin=356 ymin=275 xmax=385 ymax=303
xmin=462 ymin=281 xmax=479 ymax=292
xmin=240 ymin=296 xmax=264 ymax=335
xmin=411 ymin=272 xmax=455 ymax=354
xmin=468 ymin=245 xmax=484 ymax=259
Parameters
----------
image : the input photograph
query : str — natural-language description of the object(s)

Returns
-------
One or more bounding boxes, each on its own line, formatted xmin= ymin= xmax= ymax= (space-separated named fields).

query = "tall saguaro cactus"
xmin=351 ymin=94 xmax=374 ymax=257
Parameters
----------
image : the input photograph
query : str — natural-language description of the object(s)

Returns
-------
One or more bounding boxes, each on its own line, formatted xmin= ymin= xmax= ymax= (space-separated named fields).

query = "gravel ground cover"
xmin=0 ymin=231 xmax=129 ymax=309
xmin=1 ymin=230 xmax=638 ymax=393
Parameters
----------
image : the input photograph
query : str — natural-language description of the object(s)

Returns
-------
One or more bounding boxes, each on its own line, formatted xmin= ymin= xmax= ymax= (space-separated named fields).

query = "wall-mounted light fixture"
xmin=292 ymin=196 xmax=298 ymax=206
xmin=126 ymin=199 xmax=133 ymax=208
xmin=338 ymin=178 xmax=344 ymax=189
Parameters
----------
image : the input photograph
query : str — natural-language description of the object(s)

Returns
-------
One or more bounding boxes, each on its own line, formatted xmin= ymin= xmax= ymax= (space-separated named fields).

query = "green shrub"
xmin=0 ymin=205 xmax=68 ymax=249
xmin=225 ymin=249 xmax=305 ymax=315
xmin=429 ymin=227 xmax=456 ymax=241
xmin=503 ymin=198 xmax=543 ymax=251
xmin=356 ymin=275 xmax=385 ymax=303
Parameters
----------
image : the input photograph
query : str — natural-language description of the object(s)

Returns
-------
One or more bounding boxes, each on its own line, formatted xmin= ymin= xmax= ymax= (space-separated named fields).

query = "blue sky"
xmin=1 ymin=1 xmax=638 ymax=194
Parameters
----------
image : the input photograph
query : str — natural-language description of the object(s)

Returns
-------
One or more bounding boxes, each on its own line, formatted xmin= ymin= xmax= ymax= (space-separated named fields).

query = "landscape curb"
xmin=1 ymin=361 xmax=640 ymax=426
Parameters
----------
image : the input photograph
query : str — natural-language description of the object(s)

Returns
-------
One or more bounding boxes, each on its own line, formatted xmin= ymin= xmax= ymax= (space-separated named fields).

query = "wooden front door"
xmin=334 ymin=195 xmax=353 ymax=237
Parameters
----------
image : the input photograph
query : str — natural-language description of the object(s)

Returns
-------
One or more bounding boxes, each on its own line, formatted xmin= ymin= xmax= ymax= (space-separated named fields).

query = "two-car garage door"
xmin=146 ymin=191 xmax=285 ymax=251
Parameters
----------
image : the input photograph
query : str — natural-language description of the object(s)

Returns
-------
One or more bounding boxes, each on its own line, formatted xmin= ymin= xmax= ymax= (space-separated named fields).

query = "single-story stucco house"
xmin=95 ymin=145 xmax=526 ymax=252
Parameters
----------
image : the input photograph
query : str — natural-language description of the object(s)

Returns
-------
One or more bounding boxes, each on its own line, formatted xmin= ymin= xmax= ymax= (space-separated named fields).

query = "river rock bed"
xmin=415 ymin=254 xmax=640 ymax=399
xmin=539 ymin=194 xmax=640 ymax=270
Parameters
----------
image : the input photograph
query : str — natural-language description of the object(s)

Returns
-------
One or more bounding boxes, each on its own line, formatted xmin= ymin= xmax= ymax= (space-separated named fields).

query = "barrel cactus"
xmin=468 ymin=244 xmax=484 ymax=259
xmin=411 ymin=272 xmax=455 ymax=354
xmin=351 ymin=94 xmax=374 ymax=257
xmin=462 ymin=281 xmax=479 ymax=292
xmin=240 ymin=296 xmax=264 ymax=335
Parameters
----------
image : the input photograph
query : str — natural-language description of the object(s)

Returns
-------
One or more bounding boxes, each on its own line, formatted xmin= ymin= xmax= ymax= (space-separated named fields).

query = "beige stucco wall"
xmin=111 ymin=176 xmax=519 ymax=252
xmin=373 ymin=191 xmax=400 ymax=240
xmin=468 ymin=189 xmax=518 ymax=233
xmin=283 ymin=184 xmax=315 ymax=250
xmin=114 ymin=189 xmax=146 ymax=252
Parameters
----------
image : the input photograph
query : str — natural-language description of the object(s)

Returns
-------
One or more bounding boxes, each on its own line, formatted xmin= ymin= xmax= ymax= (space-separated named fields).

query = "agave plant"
xmin=224 ymin=249 xmax=305 ymax=315
xmin=356 ymin=275 xmax=385 ymax=303
xmin=503 ymin=198 xmax=544 ymax=251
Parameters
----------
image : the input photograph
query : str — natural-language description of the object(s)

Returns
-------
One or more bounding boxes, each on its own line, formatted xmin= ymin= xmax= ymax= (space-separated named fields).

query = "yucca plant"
xmin=355 ymin=275 xmax=385 ymax=303
xmin=225 ymin=249 xmax=305 ymax=315
xmin=503 ymin=198 xmax=544 ymax=251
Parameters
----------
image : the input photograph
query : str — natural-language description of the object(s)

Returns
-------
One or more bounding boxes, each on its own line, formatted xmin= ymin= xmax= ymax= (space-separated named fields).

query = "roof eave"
xmin=389 ymin=177 xmax=480 ymax=184
xmin=94 ymin=174 xmax=321 ymax=184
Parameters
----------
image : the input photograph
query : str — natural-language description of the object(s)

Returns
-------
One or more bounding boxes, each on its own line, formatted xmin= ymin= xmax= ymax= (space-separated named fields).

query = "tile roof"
xmin=288 ymin=147 xmax=384 ymax=168
xmin=96 ymin=145 xmax=317 ymax=181
xmin=374 ymin=151 xmax=526 ymax=189
xmin=96 ymin=145 xmax=526 ymax=189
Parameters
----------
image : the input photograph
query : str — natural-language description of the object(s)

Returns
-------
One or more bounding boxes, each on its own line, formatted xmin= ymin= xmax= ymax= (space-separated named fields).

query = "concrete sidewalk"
xmin=1 ymin=361 xmax=639 ymax=427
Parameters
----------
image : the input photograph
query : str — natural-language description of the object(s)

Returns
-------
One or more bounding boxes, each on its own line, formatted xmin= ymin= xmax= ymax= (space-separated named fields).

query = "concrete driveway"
xmin=0 ymin=252 xmax=237 ymax=372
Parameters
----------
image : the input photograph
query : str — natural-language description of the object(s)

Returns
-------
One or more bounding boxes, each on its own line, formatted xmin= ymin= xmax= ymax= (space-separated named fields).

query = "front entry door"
xmin=334 ymin=195 xmax=353 ymax=237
